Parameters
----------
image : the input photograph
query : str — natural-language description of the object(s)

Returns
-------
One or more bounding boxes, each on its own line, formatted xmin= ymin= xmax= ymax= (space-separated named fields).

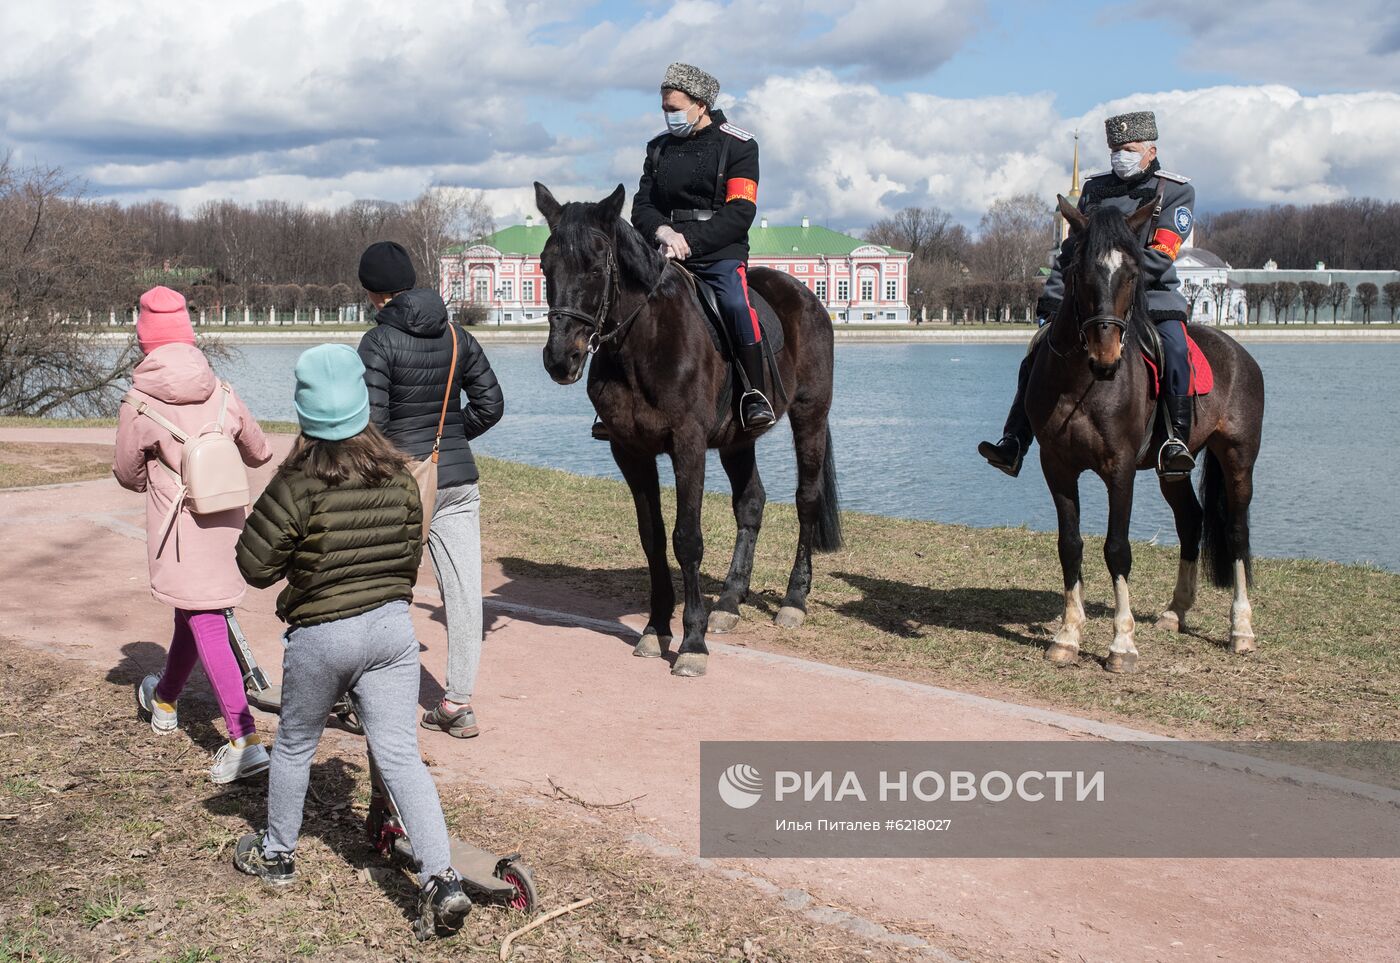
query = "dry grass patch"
xmin=0 ymin=645 xmax=983 ymax=963
xmin=0 ymin=443 xmax=113 ymax=489
xmin=478 ymin=457 xmax=1400 ymax=741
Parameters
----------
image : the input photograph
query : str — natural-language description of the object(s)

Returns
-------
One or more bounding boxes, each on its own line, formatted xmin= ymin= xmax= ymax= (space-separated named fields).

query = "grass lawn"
xmin=476 ymin=457 xmax=1400 ymax=742
xmin=0 ymin=647 xmax=955 ymax=962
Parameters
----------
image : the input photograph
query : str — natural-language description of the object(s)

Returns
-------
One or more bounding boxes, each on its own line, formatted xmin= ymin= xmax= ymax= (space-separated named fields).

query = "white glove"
xmin=656 ymin=225 xmax=691 ymax=260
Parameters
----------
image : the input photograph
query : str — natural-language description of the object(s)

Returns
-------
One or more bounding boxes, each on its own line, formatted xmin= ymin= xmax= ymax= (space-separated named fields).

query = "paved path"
xmin=2 ymin=427 xmax=1395 ymax=963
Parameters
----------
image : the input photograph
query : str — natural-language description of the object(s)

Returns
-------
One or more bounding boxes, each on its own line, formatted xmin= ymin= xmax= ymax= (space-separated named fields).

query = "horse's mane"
xmin=1070 ymin=206 xmax=1152 ymax=342
xmin=552 ymin=201 xmax=689 ymax=301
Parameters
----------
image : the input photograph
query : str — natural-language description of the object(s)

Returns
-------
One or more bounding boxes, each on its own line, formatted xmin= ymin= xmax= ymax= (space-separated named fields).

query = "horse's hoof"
xmin=1045 ymin=643 xmax=1079 ymax=665
xmin=774 ymin=606 xmax=806 ymax=629
xmin=634 ymin=631 xmax=669 ymax=658
xmin=1156 ymin=610 xmax=1183 ymax=632
xmin=671 ymin=652 xmax=708 ymax=677
xmin=708 ymin=610 xmax=741 ymax=634
xmin=1105 ymin=650 xmax=1139 ymax=674
xmin=1230 ymin=633 xmax=1256 ymax=654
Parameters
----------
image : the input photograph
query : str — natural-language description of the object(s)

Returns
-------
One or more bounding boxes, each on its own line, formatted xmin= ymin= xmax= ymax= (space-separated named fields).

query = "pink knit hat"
xmin=137 ymin=286 xmax=196 ymax=354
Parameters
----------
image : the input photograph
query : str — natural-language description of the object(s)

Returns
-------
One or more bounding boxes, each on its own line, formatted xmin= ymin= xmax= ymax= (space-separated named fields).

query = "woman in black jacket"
xmin=356 ymin=241 xmax=504 ymax=737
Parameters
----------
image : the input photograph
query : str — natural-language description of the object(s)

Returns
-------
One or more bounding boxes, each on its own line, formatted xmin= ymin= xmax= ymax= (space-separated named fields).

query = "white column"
xmin=244 ymin=306 xmax=250 ymax=325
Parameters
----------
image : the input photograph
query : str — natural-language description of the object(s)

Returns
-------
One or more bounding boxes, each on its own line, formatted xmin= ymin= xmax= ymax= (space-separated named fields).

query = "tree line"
xmin=1195 ymin=199 xmax=1400 ymax=272
xmin=1234 ymin=280 xmax=1400 ymax=324
xmin=863 ymin=195 xmax=1055 ymax=322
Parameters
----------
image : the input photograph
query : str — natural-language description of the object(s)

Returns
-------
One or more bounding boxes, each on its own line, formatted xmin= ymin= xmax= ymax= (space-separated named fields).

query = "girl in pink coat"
xmin=113 ymin=286 xmax=275 ymax=783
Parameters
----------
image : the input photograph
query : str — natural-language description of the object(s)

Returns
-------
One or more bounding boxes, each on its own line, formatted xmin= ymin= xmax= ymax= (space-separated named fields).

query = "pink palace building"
xmin=440 ymin=216 xmax=913 ymax=325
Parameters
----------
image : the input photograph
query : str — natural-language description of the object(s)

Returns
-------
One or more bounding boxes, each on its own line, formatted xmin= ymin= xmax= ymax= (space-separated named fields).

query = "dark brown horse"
xmin=1027 ymin=195 xmax=1265 ymax=672
xmin=532 ymin=183 xmax=843 ymax=677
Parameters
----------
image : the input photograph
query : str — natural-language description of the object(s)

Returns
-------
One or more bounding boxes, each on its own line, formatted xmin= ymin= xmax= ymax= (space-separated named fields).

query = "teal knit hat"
xmin=294 ymin=344 xmax=370 ymax=441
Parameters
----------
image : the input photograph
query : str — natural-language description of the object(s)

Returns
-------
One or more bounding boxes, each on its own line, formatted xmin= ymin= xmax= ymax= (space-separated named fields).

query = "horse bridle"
xmin=546 ymin=228 xmax=669 ymax=355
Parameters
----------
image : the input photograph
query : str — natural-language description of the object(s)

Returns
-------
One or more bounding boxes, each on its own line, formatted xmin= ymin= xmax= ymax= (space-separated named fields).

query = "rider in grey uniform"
xmin=978 ymin=110 xmax=1198 ymax=480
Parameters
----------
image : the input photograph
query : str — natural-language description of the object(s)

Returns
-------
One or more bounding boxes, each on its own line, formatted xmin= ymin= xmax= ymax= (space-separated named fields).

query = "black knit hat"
xmin=358 ymin=241 xmax=416 ymax=293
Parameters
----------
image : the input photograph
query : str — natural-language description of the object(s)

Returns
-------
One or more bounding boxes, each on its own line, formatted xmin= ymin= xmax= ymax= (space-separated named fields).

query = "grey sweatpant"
xmin=427 ymin=483 xmax=482 ymax=704
xmin=263 ymin=601 xmax=452 ymax=885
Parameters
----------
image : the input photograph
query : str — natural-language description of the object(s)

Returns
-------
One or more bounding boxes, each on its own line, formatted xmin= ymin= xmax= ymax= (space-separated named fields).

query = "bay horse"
xmin=532 ymin=183 xmax=843 ymax=677
xmin=1027 ymin=195 xmax=1265 ymax=672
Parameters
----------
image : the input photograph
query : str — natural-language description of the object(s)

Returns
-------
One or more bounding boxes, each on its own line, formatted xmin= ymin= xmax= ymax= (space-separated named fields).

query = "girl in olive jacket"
xmin=231 ymin=344 xmax=470 ymax=939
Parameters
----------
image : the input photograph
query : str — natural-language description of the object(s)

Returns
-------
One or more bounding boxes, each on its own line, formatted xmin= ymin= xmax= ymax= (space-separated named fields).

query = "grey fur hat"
xmin=661 ymin=62 xmax=720 ymax=107
xmin=1105 ymin=111 xmax=1158 ymax=147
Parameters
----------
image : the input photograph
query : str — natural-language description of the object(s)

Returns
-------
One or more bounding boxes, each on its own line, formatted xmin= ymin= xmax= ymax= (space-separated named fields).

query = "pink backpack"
xmin=122 ymin=382 xmax=250 ymax=549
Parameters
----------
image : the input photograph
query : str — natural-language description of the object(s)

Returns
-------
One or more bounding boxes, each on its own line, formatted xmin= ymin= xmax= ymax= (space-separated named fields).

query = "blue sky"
xmin=2 ymin=0 xmax=1398 ymax=231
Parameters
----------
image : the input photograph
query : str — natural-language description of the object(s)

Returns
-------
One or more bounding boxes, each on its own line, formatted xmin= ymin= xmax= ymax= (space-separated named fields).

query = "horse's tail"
xmin=813 ymin=426 xmax=844 ymax=553
xmin=1199 ymin=448 xmax=1249 ymax=589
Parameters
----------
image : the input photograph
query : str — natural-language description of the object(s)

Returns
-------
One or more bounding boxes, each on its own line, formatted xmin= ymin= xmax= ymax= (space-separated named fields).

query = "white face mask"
xmin=665 ymin=105 xmax=699 ymax=138
xmin=1111 ymin=149 xmax=1144 ymax=179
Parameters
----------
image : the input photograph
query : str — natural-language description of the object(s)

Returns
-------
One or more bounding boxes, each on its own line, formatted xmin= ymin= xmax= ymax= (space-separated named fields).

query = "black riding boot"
xmin=737 ymin=341 xmax=776 ymax=429
xmin=1158 ymin=395 xmax=1196 ymax=479
xmin=977 ymin=353 xmax=1035 ymax=477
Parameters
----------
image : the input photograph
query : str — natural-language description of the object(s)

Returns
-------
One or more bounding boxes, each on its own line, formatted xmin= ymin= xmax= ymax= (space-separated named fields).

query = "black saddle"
xmin=691 ymin=280 xmax=785 ymax=356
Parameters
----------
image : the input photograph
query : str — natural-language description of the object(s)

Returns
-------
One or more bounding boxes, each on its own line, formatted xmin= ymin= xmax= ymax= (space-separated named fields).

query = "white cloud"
xmin=1130 ymin=0 xmax=1400 ymax=91
xmin=726 ymin=73 xmax=1400 ymax=230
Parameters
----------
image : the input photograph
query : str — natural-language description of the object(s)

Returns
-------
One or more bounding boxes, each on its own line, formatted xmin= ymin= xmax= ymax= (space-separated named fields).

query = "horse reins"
xmin=547 ymin=229 xmax=671 ymax=355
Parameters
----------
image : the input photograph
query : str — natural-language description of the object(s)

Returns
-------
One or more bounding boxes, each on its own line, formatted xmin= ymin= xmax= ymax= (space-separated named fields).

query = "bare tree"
xmin=1182 ymin=280 xmax=1206 ymax=320
xmin=1384 ymin=281 xmax=1400 ymax=322
xmin=1327 ymin=280 xmax=1351 ymax=323
xmin=971 ymin=194 xmax=1054 ymax=283
xmin=1356 ymin=282 xmax=1378 ymax=324
xmin=399 ymin=187 xmax=494 ymax=293
xmin=1298 ymin=281 xmax=1326 ymax=323
xmin=1267 ymin=281 xmax=1298 ymax=324
xmin=865 ymin=206 xmax=970 ymax=262
xmin=1208 ymin=280 xmax=1233 ymax=326
xmin=0 ymin=155 xmax=142 ymax=416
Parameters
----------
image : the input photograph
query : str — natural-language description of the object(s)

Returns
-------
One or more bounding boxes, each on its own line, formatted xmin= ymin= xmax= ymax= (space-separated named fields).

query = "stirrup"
xmin=739 ymin=389 xmax=775 ymax=430
xmin=1156 ymin=440 xmax=1194 ymax=481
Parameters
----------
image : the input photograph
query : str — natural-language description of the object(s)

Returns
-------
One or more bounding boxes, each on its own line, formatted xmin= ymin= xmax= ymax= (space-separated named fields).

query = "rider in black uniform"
xmin=630 ymin=62 xmax=774 ymax=431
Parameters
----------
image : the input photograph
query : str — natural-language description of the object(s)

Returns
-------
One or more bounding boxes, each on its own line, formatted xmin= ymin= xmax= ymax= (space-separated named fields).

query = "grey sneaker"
xmin=135 ymin=675 xmax=178 ymax=734
xmin=211 ymin=740 xmax=270 ymax=784
xmin=421 ymin=702 xmax=479 ymax=738
xmin=233 ymin=831 xmax=296 ymax=887
xmin=414 ymin=868 xmax=472 ymax=941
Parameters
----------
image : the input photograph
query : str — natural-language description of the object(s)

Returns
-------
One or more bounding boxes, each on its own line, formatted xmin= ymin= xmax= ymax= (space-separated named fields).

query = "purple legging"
xmin=154 ymin=609 xmax=255 ymax=742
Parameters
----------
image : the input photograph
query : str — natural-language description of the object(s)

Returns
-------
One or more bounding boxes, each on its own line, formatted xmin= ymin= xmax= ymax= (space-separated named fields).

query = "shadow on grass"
xmin=828 ymin=571 xmax=1114 ymax=652
xmin=202 ymin=756 xmax=423 ymax=927
xmin=106 ymin=640 xmax=225 ymax=752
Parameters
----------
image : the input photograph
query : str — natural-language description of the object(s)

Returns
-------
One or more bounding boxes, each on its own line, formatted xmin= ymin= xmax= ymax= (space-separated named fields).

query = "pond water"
xmin=213 ymin=340 xmax=1400 ymax=572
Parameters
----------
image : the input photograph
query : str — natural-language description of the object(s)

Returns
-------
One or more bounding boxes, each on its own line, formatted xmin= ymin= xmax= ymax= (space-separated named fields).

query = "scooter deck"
xmin=390 ymin=837 xmax=517 ymax=900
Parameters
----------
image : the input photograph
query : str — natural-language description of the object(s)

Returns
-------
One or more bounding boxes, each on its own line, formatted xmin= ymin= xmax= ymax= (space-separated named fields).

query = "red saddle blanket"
xmin=1142 ymin=333 xmax=1214 ymax=398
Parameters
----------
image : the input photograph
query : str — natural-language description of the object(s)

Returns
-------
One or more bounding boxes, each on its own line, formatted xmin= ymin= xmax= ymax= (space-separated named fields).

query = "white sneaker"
xmin=211 ymin=739 xmax=270 ymax=785
xmin=135 ymin=675 xmax=179 ymax=734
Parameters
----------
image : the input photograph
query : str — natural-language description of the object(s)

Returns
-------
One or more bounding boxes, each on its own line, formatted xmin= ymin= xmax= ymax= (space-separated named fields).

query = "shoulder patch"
xmin=1155 ymin=170 xmax=1191 ymax=184
xmin=720 ymin=122 xmax=753 ymax=142
xmin=1173 ymin=205 xmax=1193 ymax=236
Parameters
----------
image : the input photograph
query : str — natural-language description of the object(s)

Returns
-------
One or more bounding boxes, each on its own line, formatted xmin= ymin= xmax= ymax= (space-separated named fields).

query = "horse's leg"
xmin=611 ymin=444 xmax=674 ymax=659
xmin=776 ymin=397 xmax=832 ymax=629
xmin=669 ymin=437 xmax=710 ymax=677
xmin=1155 ymin=475 xmax=1203 ymax=633
xmin=1221 ymin=446 xmax=1257 ymax=654
xmin=1043 ymin=465 xmax=1086 ymax=665
xmin=709 ymin=444 xmax=765 ymax=634
xmin=1102 ymin=469 xmax=1139 ymax=673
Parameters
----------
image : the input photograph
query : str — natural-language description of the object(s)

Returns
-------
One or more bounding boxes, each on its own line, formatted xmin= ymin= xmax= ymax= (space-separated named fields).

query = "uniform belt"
xmin=670 ymin=209 xmax=715 ymax=223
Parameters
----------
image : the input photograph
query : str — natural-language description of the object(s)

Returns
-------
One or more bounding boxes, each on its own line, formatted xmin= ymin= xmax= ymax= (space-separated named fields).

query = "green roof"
xmin=446 ymin=222 xmax=906 ymax=258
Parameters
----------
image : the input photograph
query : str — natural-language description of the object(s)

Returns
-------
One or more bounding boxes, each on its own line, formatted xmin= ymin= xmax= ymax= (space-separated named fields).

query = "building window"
xmin=795 ymin=264 xmax=808 ymax=273
xmin=815 ymin=280 xmax=828 ymax=301
xmin=473 ymin=278 xmax=490 ymax=302
xmin=522 ymin=279 xmax=535 ymax=302
xmin=860 ymin=278 xmax=874 ymax=301
xmin=504 ymin=313 xmax=514 ymax=322
xmin=863 ymin=312 xmax=875 ymax=321
xmin=885 ymin=280 xmax=898 ymax=301
xmin=837 ymin=280 xmax=850 ymax=301
xmin=450 ymin=279 xmax=464 ymax=300
xmin=500 ymin=280 xmax=513 ymax=301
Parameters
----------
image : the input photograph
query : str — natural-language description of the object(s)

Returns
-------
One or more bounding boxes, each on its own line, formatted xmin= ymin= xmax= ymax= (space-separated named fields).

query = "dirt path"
xmin=2 ymin=427 xmax=1396 ymax=963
